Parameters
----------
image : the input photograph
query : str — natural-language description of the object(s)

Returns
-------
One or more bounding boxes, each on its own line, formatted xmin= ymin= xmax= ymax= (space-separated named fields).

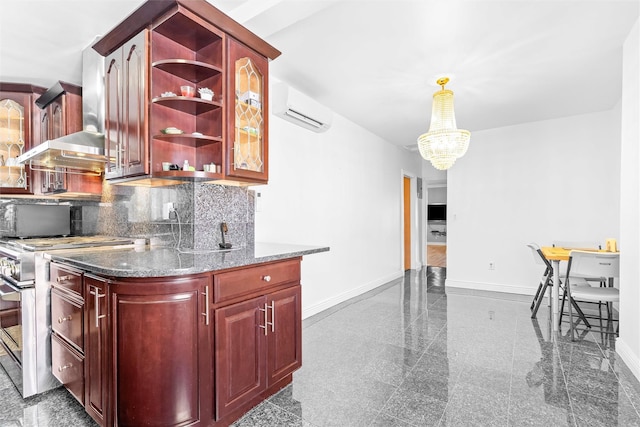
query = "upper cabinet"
xmin=92 ymin=0 xmax=280 ymax=186
xmin=104 ymin=31 xmax=148 ymax=180
xmin=0 ymin=83 xmax=44 ymax=195
xmin=226 ymin=38 xmax=269 ymax=183
xmin=149 ymin=12 xmax=224 ymax=182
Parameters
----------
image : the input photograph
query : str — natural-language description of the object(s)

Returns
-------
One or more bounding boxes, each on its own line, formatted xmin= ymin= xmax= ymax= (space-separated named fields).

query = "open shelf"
xmin=153 ymin=134 xmax=222 ymax=146
xmin=153 ymin=12 xmax=223 ymax=52
xmin=152 ymin=96 xmax=221 ymax=115
xmin=153 ymin=170 xmax=223 ymax=181
xmin=152 ymin=59 xmax=222 ymax=83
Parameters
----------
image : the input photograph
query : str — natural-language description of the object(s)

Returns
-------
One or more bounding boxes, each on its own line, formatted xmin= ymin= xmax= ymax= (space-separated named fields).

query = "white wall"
xmin=617 ymin=18 xmax=640 ymax=382
xmin=428 ymin=187 xmax=447 ymax=204
xmin=446 ymin=109 xmax=621 ymax=295
xmin=255 ymin=99 xmax=422 ymax=318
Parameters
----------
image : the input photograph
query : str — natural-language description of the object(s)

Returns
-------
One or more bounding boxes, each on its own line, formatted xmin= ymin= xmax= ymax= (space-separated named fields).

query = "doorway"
xmin=403 ymin=176 xmax=411 ymax=271
xmin=426 ymin=184 xmax=447 ymax=268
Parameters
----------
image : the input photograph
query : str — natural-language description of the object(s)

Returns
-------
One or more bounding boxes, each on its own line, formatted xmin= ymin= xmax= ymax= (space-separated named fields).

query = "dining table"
xmin=540 ymin=246 xmax=618 ymax=332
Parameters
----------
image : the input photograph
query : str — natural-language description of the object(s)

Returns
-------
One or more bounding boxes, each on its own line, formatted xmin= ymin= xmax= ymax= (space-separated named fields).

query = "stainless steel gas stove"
xmin=0 ymin=234 xmax=136 ymax=397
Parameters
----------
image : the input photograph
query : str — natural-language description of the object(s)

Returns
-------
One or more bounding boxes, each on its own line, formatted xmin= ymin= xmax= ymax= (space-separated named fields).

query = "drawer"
xmin=52 ymin=333 xmax=84 ymax=406
xmin=51 ymin=289 xmax=84 ymax=352
xmin=50 ymin=263 xmax=83 ymax=297
xmin=214 ymin=259 xmax=300 ymax=303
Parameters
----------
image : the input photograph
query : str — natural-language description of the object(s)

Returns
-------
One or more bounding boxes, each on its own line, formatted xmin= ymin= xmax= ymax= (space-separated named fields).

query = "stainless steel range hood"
xmin=17 ymin=131 xmax=106 ymax=172
xmin=17 ymin=40 xmax=107 ymax=173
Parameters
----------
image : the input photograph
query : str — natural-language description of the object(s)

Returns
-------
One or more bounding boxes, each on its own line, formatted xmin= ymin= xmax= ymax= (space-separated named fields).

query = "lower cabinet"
xmin=215 ymin=296 xmax=266 ymax=420
xmin=84 ymin=275 xmax=109 ymax=426
xmin=111 ymin=275 xmax=210 ymax=427
xmin=51 ymin=333 xmax=85 ymax=405
xmin=51 ymin=258 xmax=302 ymax=427
xmin=266 ymin=286 xmax=302 ymax=387
xmin=215 ymin=285 xmax=301 ymax=420
xmin=50 ymin=265 xmax=85 ymax=406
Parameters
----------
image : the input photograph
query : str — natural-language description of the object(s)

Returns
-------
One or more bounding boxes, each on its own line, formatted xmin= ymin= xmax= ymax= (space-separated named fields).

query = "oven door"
xmin=0 ymin=279 xmax=23 ymax=365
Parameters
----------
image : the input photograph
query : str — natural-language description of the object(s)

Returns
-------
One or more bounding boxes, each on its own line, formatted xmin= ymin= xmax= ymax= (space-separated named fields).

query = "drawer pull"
xmin=58 ymin=363 xmax=72 ymax=372
xmin=56 ymin=275 xmax=72 ymax=282
xmin=262 ymin=275 xmax=271 ymax=282
xmin=57 ymin=315 xmax=72 ymax=323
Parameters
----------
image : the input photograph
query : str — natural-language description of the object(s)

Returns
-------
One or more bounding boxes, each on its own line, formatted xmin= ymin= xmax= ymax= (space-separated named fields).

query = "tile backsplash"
xmin=1 ymin=181 xmax=255 ymax=250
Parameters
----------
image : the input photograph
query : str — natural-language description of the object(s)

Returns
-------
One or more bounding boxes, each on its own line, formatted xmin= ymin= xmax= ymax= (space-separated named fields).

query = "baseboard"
xmin=445 ymin=287 xmax=533 ymax=303
xmin=615 ymin=338 xmax=640 ymax=383
xmin=302 ymin=269 xmax=404 ymax=319
xmin=445 ymin=279 xmax=535 ymax=296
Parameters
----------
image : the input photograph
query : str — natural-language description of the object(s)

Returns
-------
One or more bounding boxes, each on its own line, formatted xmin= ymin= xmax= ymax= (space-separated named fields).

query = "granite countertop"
xmin=49 ymin=242 xmax=329 ymax=278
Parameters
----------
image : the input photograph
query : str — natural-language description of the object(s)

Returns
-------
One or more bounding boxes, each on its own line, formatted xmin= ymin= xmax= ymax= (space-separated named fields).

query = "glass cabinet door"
xmin=227 ymin=39 xmax=269 ymax=183
xmin=0 ymin=97 xmax=28 ymax=190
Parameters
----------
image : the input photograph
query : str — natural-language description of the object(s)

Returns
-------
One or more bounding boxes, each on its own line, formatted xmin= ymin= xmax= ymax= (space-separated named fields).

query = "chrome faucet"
xmin=219 ymin=222 xmax=232 ymax=249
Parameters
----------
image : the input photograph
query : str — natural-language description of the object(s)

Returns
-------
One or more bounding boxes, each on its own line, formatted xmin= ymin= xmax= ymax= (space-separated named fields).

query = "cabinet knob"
xmin=262 ymin=275 xmax=271 ymax=282
xmin=56 ymin=275 xmax=72 ymax=282
xmin=57 ymin=315 xmax=72 ymax=323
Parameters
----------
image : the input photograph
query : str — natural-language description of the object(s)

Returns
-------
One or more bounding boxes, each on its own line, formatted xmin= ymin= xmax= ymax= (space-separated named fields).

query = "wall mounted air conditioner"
xmin=272 ymin=83 xmax=333 ymax=133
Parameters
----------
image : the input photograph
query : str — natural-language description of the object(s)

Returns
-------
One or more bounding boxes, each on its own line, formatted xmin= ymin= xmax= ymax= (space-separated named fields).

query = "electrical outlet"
xmin=162 ymin=202 xmax=175 ymax=220
xmin=255 ymin=192 xmax=262 ymax=212
xmin=489 ymin=262 xmax=495 ymax=270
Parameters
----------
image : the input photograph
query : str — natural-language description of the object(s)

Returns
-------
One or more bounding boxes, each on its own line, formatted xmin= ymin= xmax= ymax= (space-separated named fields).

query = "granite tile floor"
xmin=2 ymin=266 xmax=640 ymax=426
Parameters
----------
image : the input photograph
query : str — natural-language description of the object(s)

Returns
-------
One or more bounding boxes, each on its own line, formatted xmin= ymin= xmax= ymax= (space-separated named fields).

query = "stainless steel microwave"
xmin=0 ymin=204 xmax=70 ymax=238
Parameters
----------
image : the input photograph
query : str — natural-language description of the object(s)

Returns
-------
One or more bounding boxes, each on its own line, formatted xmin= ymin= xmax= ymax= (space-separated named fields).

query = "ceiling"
xmin=1 ymin=0 xmax=638 ymax=152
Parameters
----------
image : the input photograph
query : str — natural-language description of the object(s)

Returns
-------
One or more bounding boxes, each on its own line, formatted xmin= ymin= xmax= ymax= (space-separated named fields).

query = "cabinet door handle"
xmin=259 ymin=303 xmax=268 ymax=336
xmin=56 ymin=275 xmax=72 ymax=282
xmin=89 ymin=287 xmax=106 ymax=328
xmin=269 ymin=301 xmax=275 ymax=333
xmin=262 ymin=275 xmax=271 ymax=282
xmin=58 ymin=363 xmax=72 ymax=372
xmin=201 ymin=286 xmax=210 ymax=326
xmin=57 ymin=315 xmax=72 ymax=324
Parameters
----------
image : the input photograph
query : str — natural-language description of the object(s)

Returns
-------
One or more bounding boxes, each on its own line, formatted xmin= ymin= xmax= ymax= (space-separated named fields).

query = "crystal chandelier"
xmin=417 ymin=77 xmax=471 ymax=170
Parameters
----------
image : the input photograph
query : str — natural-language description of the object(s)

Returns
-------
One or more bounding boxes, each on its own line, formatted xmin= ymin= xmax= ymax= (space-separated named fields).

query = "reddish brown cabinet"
xmin=149 ymin=10 xmax=225 ymax=180
xmin=225 ymin=38 xmax=270 ymax=183
xmin=84 ymin=275 xmax=109 ymax=426
xmin=215 ymin=296 xmax=266 ymax=420
xmin=51 ymin=334 xmax=85 ymax=405
xmin=110 ymin=275 xmax=211 ymax=426
xmin=50 ymin=257 xmax=302 ymax=427
xmin=104 ymin=31 xmax=149 ymax=180
xmin=50 ymin=263 xmax=86 ymax=406
xmin=51 ymin=289 xmax=84 ymax=351
xmin=266 ymin=285 xmax=302 ymax=387
xmin=0 ymin=83 xmax=43 ymax=194
xmin=93 ymin=0 xmax=279 ymax=185
xmin=215 ymin=285 xmax=301 ymax=420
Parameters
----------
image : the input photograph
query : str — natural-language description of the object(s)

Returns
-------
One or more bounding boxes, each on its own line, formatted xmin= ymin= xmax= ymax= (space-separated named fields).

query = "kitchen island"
xmin=48 ymin=243 xmax=328 ymax=427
